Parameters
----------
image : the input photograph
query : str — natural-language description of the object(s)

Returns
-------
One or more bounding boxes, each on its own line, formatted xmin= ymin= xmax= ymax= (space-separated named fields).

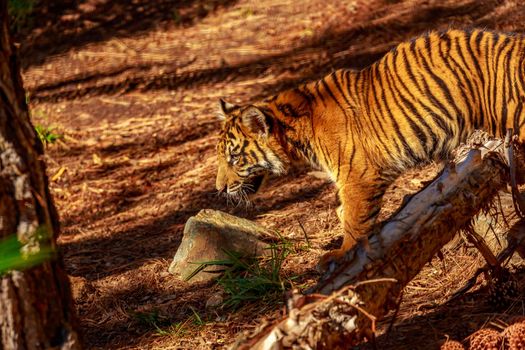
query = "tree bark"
xmin=233 ymin=136 xmax=518 ymax=350
xmin=0 ymin=3 xmax=81 ymax=350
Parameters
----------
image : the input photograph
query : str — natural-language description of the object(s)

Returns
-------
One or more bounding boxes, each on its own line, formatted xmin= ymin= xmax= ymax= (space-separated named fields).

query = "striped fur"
xmin=215 ymin=29 xmax=525 ymax=266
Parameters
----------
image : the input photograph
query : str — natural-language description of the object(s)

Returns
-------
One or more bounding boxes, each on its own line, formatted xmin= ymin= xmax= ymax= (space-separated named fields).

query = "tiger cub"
xmin=215 ymin=29 xmax=525 ymax=268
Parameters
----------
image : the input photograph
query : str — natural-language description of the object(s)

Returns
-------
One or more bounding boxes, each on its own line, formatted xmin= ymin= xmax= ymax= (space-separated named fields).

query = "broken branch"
xmin=233 ymin=135 xmax=524 ymax=349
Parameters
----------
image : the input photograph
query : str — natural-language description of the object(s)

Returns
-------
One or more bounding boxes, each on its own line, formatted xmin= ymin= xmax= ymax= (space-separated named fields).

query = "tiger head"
xmin=215 ymin=99 xmax=287 ymax=202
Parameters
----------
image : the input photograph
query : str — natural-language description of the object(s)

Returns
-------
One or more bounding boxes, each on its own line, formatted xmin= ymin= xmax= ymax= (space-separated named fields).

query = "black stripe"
xmin=240 ymin=139 xmax=249 ymax=153
xmin=359 ymin=164 xmax=368 ymax=179
xmin=437 ymin=35 xmax=474 ymax=124
xmin=369 ymin=191 xmax=385 ymax=202
xmin=494 ymin=37 xmax=512 ymax=135
xmin=314 ymin=81 xmax=327 ymax=107
xmin=352 ymin=70 xmax=367 ymax=134
xmin=391 ymin=49 xmax=441 ymax=152
xmin=445 ymin=36 xmax=479 ymax=124
xmin=484 ymin=33 xmax=501 ymax=135
xmin=474 ymin=30 xmax=484 ymax=56
xmin=413 ymin=41 xmax=463 ymax=124
xmin=317 ymin=137 xmax=332 ymax=169
xmin=296 ymin=86 xmax=317 ymax=106
xmin=404 ymin=44 xmax=454 ymax=124
xmin=425 ymin=36 xmax=436 ymax=66
xmin=274 ymin=117 xmax=295 ymax=132
xmin=321 ymin=77 xmax=347 ymax=116
xmin=464 ymin=31 xmax=487 ymax=125
xmin=452 ymin=35 xmax=483 ymax=126
xmin=514 ymin=40 xmax=525 ymax=99
xmin=383 ymin=57 xmax=429 ymax=153
xmin=253 ymin=141 xmax=270 ymax=166
xmin=359 ymin=70 xmax=390 ymax=156
xmin=331 ymin=72 xmax=353 ymax=135
xmin=513 ymin=100 xmax=523 ymax=134
xmin=484 ymin=32 xmax=498 ymax=134
xmin=360 ymin=206 xmax=381 ymax=225
xmin=277 ymin=103 xmax=301 ymax=118
xmin=346 ymin=135 xmax=356 ymax=183
xmin=375 ymin=60 xmax=419 ymax=162
xmin=368 ymin=64 xmax=404 ymax=158
xmin=505 ymin=41 xmax=517 ymax=103
xmin=337 ymin=141 xmax=342 ymax=180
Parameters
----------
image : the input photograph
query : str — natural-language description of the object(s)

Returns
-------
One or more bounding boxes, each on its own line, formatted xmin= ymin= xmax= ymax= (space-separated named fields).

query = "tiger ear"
xmin=218 ymin=99 xmax=237 ymax=120
xmin=241 ymin=106 xmax=270 ymax=137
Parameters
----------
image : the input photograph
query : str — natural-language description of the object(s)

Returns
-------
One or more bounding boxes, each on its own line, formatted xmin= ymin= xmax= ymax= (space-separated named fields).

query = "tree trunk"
xmin=0 ymin=3 xmax=81 ymax=350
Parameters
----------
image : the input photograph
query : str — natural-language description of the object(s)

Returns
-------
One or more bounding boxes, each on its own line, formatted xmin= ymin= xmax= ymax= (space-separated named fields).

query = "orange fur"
xmin=216 ymin=29 xmax=525 ymax=268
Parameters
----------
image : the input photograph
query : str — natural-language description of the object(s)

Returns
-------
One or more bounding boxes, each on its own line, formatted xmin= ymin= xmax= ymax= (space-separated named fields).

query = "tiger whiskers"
xmin=224 ymin=187 xmax=253 ymax=210
xmin=241 ymin=182 xmax=255 ymax=192
xmin=239 ymin=186 xmax=254 ymax=210
xmin=223 ymin=191 xmax=234 ymax=207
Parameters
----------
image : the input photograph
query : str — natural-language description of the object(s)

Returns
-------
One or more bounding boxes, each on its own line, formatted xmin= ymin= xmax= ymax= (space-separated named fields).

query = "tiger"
xmin=214 ymin=28 xmax=525 ymax=269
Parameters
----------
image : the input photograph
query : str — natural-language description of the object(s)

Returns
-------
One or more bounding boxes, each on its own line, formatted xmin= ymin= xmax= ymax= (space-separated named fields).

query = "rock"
xmin=168 ymin=209 xmax=276 ymax=283
xmin=205 ymin=292 xmax=225 ymax=309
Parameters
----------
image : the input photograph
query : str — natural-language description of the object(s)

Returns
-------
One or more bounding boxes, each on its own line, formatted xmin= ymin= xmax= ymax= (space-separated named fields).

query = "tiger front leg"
xmin=319 ymin=177 xmax=387 ymax=270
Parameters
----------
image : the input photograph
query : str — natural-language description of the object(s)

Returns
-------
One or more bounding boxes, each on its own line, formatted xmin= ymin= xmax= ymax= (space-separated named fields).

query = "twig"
xmin=505 ymin=128 xmax=525 ymax=217
xmin=297 ymin=219 xmax=311 ymax=249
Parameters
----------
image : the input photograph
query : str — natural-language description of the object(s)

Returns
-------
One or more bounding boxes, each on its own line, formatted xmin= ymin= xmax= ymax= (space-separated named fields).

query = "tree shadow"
xmin=57 ymin=119 xmax=216 ymax=164
xmin=28 ymin=0 xmax=515 ymax=103
xmin=17 ymin=0 xmax=240 ymax=69
xmin=357 ymin=277 xmax=525 ymax=349
xmin=59 ymin=171 xmax=331 ymax=281
xmin=75 ymin=276 xmax=219 ymax=348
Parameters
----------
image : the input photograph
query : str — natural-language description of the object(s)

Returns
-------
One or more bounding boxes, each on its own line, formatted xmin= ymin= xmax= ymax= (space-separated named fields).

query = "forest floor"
xmin=18 ymin=0 xmax=525 ymax=349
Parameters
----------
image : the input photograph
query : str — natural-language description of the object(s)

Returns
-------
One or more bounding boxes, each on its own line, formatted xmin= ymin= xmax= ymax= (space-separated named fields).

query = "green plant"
xmin=8 ymin=0 xmax=36 ymax=32
xmin=35 ymin=124 xmax=62 ymax=145
xmin=188 ymin=306 xmax=205 ymax=326
xmin=132 ymin=307 xmax=206 ymax=337
xmin=155 ymin=321 xmax=187 ymax=337
xmin=131 ymin=309 xmax=169 ymax=334
xmin=0 ymin=232 xmax=52 ymax=276
xmin=188 ymin=240 xmax=294 ymax=309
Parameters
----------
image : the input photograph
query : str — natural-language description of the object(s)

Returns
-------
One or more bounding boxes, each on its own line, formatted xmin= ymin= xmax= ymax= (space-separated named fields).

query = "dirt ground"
xmin=18 ymin=0 xmax=525 ymax=349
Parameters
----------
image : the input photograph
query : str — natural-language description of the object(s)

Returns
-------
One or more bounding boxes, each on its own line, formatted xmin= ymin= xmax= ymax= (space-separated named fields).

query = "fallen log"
xmin=233 ymin=134 xmax=524 ymax=350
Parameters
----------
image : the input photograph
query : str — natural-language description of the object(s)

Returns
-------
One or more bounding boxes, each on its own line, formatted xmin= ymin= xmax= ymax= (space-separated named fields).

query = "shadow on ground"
xmin=60 ymin=172 xmax=331 ymax=281
xmin=27 ymin=0 xmax=521 ymax=104
xmin=18 ymin=0 xmax=240 ymax=69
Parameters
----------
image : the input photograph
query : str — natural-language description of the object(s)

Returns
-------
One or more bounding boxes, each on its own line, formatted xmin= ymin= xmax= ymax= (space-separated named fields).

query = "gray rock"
xmin=168 ymin=209 xmax=277 ymax=283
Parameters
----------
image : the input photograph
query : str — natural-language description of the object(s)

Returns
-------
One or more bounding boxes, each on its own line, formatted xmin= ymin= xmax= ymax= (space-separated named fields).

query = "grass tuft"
xmin=35 ymin=124 xmax=62 ymax=145
xmin=190 ymin=239 xmax=295 ymax=310
xmin=131 ymin=307 xmax=207 ymax=338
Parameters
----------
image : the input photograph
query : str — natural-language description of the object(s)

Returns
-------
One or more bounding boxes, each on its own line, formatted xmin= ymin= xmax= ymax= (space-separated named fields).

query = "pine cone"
xmin=487 ymin=270 xmax=519 ymax=310
xmin=440 ymin=340 xmax=465 ymax=350
xmin=502 ymin=321 xmax=525 ymax=350
xmin=469 ymin=328 xmax=502 ymax=350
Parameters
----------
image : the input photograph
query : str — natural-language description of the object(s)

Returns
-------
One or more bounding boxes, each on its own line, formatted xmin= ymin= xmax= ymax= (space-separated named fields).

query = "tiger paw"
xmin=317 ymin=248 xmax=348 ymax=273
